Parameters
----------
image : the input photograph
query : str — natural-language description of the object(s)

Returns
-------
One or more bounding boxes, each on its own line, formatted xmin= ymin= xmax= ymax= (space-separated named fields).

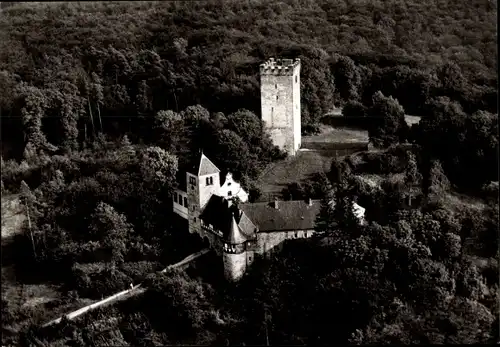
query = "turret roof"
xmin=227 ymin=213 xmax=249 ymax=244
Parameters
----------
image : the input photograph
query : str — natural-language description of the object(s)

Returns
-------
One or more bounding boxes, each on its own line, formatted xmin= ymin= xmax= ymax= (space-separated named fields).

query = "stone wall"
xmin=293 ymin=64 xmax=301 ymax=152
xmin=254 ymin=229 xmax=314 ymax=256
xmin=223 ymin=251 xmax=248 ymax=281
xmin=173 ymin=189 xmax=188 ymax=219
xmin=260 ymin=58 xmax=301 ymax=156
xmin=198 ymin=173 xmax=220 ymax=209
xmin=186 ymin=172 xmax=201 ymax=235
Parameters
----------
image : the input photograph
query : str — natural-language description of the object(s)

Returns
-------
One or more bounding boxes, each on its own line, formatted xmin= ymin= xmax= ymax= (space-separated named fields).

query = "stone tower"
xmin=260 ymin=58 xmax=301 ymax=156
xmin=186 ymin=153 xmax=221 ymax=237
xmin=222 ymin=212 xmax=249 ymax=282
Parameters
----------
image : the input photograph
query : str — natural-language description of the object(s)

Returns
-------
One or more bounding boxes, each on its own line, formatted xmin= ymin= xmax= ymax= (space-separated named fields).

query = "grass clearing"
xmin=256 ymin=125 xmax=369 ymax=197
xmin=256 ymin=150 xmax=333 ymax=197
xmin=302 ymin=124 xmax=369 ymax=144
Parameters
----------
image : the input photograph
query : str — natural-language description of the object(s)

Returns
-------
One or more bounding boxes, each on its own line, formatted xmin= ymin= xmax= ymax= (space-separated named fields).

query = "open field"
xmin=256 ymin=150 xmax=333 ymax=198
xmin=256 ymin=125 xmax=369 ymax=197
xmin=302 ymin=124 xmax=369 ymax=144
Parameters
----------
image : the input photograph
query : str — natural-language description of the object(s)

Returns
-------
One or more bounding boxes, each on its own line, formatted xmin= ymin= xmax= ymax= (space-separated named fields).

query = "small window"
xmin=227 ymin=182 xmax=231 ymax=186
xmin=228 ymin=191 xmax=232 ymax=196
xmin=192 ymin=206 xmax=195 ymax=212
xmin=174 ymin=192 xmax=178 ymax=203
xmin=275 ymin=83 xmax=277 ymax=89
xmin=206 ymin=176 xmax=213 ymax=186
xmin=210 ymin=177 xmax=213 ymax=185
xmin=184 ymin=197 xmax=188 ymax=207
xmin=206 ymin=177 xmax=210 ymax=185
xmin=276 ymin=95 xmax=279 ymax=100
xmin=295 ymin=76 xmax=298 ymax=83
xmin=194 ymin=217 xmax=197 ymax=222
xmin=271 ymin=107 xmax=274 ymax=113
xmin=189 ymin=177 xmax=196 ymax=185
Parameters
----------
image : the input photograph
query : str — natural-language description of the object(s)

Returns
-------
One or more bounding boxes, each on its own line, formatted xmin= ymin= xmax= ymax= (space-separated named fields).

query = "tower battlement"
xmin=260 ymin=58 xmax=300 ymax=75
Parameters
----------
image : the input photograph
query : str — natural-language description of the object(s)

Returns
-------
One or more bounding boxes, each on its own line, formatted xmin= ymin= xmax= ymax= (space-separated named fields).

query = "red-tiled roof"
xmin=239 ymin=200 xmax=321 ymax=232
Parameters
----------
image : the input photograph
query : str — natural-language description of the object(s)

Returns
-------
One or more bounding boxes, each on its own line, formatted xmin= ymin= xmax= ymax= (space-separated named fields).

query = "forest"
xmin=0 ymin=0 xmax=498 ymax=345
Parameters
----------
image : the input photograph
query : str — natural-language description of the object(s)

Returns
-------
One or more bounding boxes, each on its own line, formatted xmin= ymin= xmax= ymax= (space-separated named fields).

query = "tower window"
xmin=184 ymin=197 xmax=188 ymax=207
xmin=206 ymin=176 xmax=213 ymax=185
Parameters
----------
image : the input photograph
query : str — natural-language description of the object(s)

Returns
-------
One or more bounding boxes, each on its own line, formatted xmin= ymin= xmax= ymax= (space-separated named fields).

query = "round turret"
xmin=223 ymin=212 xmax=249 ymax=281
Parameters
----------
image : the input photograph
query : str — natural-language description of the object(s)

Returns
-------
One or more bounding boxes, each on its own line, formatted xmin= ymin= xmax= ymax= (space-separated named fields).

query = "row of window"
xmin=173 ymin=192 xmax=188 ymax=208
xmin=189 ymin=176 xmax=214 ymax=186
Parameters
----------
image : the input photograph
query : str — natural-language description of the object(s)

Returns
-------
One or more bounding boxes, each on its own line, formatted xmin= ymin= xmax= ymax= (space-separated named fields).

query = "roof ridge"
xmin=197 ymin=153 xmax=220 ymax=176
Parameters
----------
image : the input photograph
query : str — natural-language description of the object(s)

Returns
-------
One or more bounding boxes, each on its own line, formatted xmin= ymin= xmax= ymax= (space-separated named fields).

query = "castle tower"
xmin=260 ymin=58 xmax=301 ymax=156
xmin=222 ymin=212 xmax=249 ymax=282
xmin=186 ymin=153 xmax=221 ymax=236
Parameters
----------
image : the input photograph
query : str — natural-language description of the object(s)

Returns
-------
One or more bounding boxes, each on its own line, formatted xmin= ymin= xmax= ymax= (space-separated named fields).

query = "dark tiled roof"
xmin=191 ymin=153 xmax=220 ymax=176
xmin=239 ymin=200 xmax=321 ymax=232
xmin=200 ymin=195 xmax=257 ymax=242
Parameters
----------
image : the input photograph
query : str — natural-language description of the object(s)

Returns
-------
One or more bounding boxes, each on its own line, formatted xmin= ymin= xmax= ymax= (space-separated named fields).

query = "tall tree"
xmin=367 ymin=91 xmax=408 ymax=148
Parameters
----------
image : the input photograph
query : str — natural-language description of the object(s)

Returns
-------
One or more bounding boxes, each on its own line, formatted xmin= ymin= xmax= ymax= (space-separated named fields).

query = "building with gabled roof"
xmin=172 ymin=58 xmax=365 ymax=281
xmin=173 ymin=152 xmax=365 ymax=281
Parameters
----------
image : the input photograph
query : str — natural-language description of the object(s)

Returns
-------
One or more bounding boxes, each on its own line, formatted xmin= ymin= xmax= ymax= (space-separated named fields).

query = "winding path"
xmin=43 ymin=248 xmax=210 ymax=327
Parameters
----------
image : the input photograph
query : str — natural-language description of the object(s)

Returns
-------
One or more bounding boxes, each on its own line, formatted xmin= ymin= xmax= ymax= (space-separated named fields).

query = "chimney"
xmin=273 ymin=198 xmax=279 ymax=209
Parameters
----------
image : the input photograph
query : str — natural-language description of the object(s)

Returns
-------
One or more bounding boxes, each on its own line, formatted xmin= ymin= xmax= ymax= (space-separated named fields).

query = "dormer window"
xmin=206 ymin=176 xmax=213 ymax=186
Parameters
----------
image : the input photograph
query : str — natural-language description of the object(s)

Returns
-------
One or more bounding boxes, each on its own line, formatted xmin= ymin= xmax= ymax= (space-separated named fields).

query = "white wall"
xmin=173 ymin=189 xmax=188 ymax=219
xmin=219 ymin=173 xmax=249 ymax=202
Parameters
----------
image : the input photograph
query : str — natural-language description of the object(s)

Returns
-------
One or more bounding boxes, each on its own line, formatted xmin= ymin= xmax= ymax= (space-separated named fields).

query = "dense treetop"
xmin=0 ymin=1 xmax=498 ymax=346
xmin=1 ymin=0 xmax=497 ymax=160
